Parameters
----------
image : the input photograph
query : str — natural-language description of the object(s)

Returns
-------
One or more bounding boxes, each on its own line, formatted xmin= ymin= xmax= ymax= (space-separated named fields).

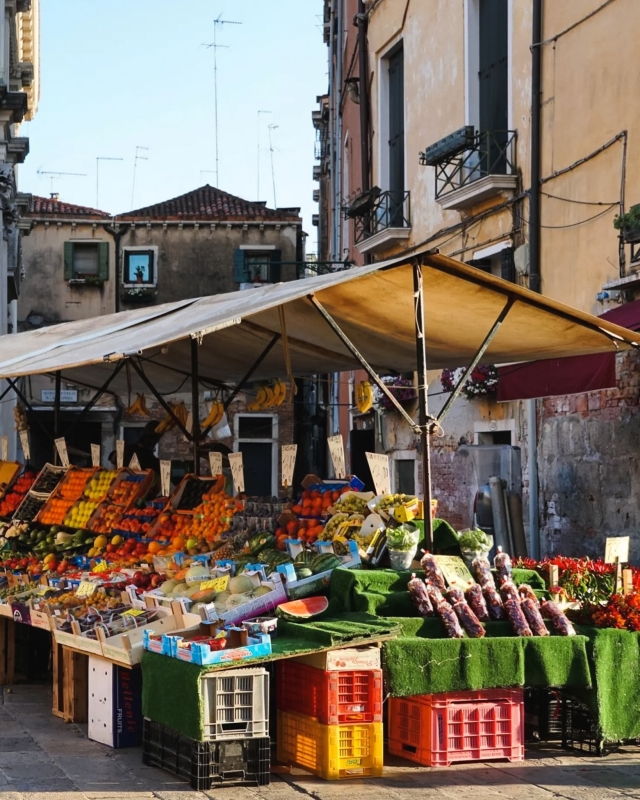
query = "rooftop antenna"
xmin=202 ymin=14 xmax=242 ymax=188
xmin=257 ymin=110 xmax=271 ymax=200
xmin=268 ymin=123 xmax=279 ymax=208
xmin=36 ymin=169 xmax=87 ymax=197
xmin=130 ymin=146 xmax=149 ymax=210
xmin=96 ymin=156 xmax=123 ymax=209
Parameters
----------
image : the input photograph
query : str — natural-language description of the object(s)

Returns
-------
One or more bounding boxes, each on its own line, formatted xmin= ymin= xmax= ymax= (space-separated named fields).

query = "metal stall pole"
xmin=53 ymin=371 xmax=62 ymax=464
xmin=413 ymin=262 xmax=434 ymax=549
xmin=191 ymin=338 xmax=201 ymax=476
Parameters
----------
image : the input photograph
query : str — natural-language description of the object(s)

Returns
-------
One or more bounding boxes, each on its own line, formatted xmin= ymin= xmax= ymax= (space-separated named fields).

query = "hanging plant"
xmin=373 ymin=376 xmax=417 ymax=413
xmin=441 ymin=365 xmax=498 ymax=399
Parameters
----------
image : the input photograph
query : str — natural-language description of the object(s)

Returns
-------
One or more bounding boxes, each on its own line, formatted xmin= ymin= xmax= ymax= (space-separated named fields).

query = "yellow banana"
xmin=274 ymin=379 xmax=286 ymax=406
xmin=202 ymin=400 xmax=224 ymax=430
xmin=356 ymin=381 xmax=374 ymax=413
xmin=262 ymin=385 xmax=276 ymax=408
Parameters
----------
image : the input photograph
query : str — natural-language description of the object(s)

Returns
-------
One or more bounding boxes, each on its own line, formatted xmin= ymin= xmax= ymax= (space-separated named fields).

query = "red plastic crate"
xmin=276 ymin=662 xmax=383 ymax=725
xmin=388 ymin=689 xmax=524 ymax=767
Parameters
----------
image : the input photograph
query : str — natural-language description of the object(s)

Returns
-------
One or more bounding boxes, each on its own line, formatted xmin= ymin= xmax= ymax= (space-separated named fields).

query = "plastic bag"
xmin=446 ymin=587 xmax=465 ymax=605
xmin=466 ymin=584 xmax=490 ymax=622
xmin=518 ymin=584 xmax=538 ymax=602
xmin=435 ymin=600 xmax=464 ymax=639
xmin=540 ymin=600 xmax=577 ymax=636
xmin=483 ymin=585 xmax=505 ymax=620
xmin=521 ymin=597 xmax=549 ymax=636
xmin=472 ymin=556 xmax=494 ymax=588
xmin=426 ymin=581 xmax=445 ymax=606
xmin=407 ymin=575 xmax=434 ymax=617
xmin=452 ymin=600 xmax=485 ymax=638
xmin=504 ymin=598 xmax=533 ymax=637
xmin=420 ymin=552 xmax=446 ymax=592
xmin=500 ymin=580 xmax=520 ymax=602
xmin=494 ymin=546 xmax=512 ymax=582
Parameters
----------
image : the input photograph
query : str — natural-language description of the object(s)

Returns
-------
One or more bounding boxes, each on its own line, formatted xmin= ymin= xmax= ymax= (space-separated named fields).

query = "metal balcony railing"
xmin=347 ymin=189 xmax=411 ymax=245
xmin=295 ymin=260 xmax=354 ymax=280
xmin=421 ymin=130 xmax=517 ymax=200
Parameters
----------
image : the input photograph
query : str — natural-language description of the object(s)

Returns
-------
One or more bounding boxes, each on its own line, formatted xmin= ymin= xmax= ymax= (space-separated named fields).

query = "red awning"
xmin=497 ymin=300 xmax=640 ymax=401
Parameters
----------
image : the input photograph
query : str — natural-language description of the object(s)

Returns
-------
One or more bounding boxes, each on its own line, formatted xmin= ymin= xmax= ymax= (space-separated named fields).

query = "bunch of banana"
xmin=155 ymin=401 xmax=189 ymax=434
xmin=247 ymin=379 xmax=287 ymax=411
xmin=126 ymin=393 xmax=150 ymax=417
xmin=356 ymin=381 xmax=374 ymax=413
xmin=201 ymin=400 xmax=224 ymax=431
xmin=13 ymin=404 xmax=28 ymax=432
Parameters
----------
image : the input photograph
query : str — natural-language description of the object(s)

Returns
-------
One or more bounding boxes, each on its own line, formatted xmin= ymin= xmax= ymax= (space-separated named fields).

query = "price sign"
xmin=55 ymin=437 xmax=70 ymax=468
xmin=209 ymin=451 xmax=222 ymax=477
xmin=281 ymin=444 xmax=297 ymax=488
xmin=129 ymin=453 xmax=141 ymax=471
xmin=199 ymin=575 xmax=229 ymax=593
xmin=91 ymin=561 xmax=110 ymax=574
xmin=228 ymin=452 xmax=245 ymax=493
xmin=0 ymin=435 xmax=7 ymax=461
xmin=433 ymin=555 xmax=475 ymax=589
xmin=366 ymin=452 xmax=391 ymax=496
xmin=75 ymin=581 xmax=97 ymax=598
xmin=121 ymin=608 xmax=144 ymax=617
xmin=160 ymin=460 xmax=172 ymax=497
xmin=116 ymin=439 xmax=125 ymax=469
xmin=91 ymin=444 xmax=101 ymax=468
xmin=327 ymin=435 xmax=346 ymax=479
xmin=605 ymin=536 xmax=630 ymax=564
xmin=18 ymin=430 xmax=30 ymax=461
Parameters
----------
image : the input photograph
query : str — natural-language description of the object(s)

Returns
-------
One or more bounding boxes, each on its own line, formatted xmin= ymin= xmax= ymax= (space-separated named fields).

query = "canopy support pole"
xmin=413 ymin=262 xmax=433 ymax=549
xmin=5 ymin=378 xmax=53 ymax=446
xmin=437 ymin=297 xmax=515 ymax=426
xmin=129 ymin=359 xmax=192 ymax=440
xmin=53 ymin=371 xmax=61 ymax=463
xmin=222 ymin=333 xmax=281 ymax=414
xmin=62 ymin=360 xmax=126 ymax=440
xmin=0 ymin=382 xmax=13 ymax=404
xmin=191 ymin=338 xmax=201 ymax=475
xmin=307 ymin=295 xmax=428 ymax=434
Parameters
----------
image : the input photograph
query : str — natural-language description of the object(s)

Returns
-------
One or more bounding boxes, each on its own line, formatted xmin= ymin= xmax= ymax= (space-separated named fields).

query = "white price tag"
xmin=366 ymin=452 xmax=391 ymax=496
xmin=116 ymin=439 xmax=124 ymax=469
xmin=160 ymin=460 xmax=172 ymax=497
xmin=129 ymin=453 xmax=141 ymax=471
xmin=54 ymin=437 xmax=69 ymax=468
xmin=605 ymin=536 xmax=630 ymax=564
xmin=327 ymin=435 xmax=346 ymax=479
xmin=209 ymin=451 xmax=222 ymax=477
xmin=18 ymin=430 xmax=30 ymax=461
xmin=228 ymin=451 xmax=245 ymax=493
xmin=281 ymin=444 xmax=297 ymax=488
xmin=91 ymin=444 xmax=101 ymax=468
xmin=0 ymin=435 xmax=7 ymax=462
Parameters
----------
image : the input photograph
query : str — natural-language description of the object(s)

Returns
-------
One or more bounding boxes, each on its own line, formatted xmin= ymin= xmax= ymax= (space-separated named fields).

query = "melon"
xmin=276 ymin=596 xmax=329 ymax=621
xmin=190 ymin=587 xmax=217 ymax=604
xmin=214 ymin=591 xmax=231 ymax=612
xmin=160 ymin=579 xmax=177 ymax=595
xmin=171 ymin=582 xmax=190 ymax=598
xmin=185 ymin=564 xmax=210 ymax=584
xmin=226 ymin=593 xmax=251 ymax=609
xmin=229 ymin=575 xmax=254 ymax=595
xmin=185 ymin=584 xmax=203 ymax=599
xmin=253 ymin=585 xmax=272 ymax=597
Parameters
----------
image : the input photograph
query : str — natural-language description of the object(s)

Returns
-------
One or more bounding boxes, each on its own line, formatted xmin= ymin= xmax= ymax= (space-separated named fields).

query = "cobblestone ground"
xmin=0 ymin=684 xmax=640 ymax=799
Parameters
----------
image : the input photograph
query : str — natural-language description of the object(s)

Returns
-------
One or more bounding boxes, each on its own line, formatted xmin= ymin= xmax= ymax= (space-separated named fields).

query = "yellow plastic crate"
xmin=276 ymin=710 xmax=383 ymax=780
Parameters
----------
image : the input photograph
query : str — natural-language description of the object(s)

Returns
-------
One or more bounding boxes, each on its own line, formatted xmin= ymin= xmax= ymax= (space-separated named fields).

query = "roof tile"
xmin=28 ymin=195 xmax=110 ymax=218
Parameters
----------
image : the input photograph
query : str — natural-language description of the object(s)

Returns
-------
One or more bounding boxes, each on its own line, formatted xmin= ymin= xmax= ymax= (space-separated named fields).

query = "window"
xmin=387 ymin=45 xmax=405 ymax=226
xmin=234 ymin=414 xmax=278 ymax=496
xmin=123 ymin=248 xmax=157 ymax=287
xmin=63 ymin=241 xmax=109 ymax=282
xmin=234 ymin=249 xmax=281 ymax=285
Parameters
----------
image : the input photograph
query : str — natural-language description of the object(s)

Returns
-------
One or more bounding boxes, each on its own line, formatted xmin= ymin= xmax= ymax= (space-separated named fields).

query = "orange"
xmin=148 ymin=541 xmax=162 ymax=555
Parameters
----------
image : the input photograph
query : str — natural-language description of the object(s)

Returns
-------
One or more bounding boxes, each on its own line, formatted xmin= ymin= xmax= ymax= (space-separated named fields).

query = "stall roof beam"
xmin=129 ymin=359 xmax=192 ymax=441
xmin=62 ymin=360 xmax=126 ymax=441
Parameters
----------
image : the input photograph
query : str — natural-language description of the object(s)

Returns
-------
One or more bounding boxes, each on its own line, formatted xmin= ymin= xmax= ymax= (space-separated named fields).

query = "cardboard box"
xmin=293 ymin=645 xmax=382 ymax=672
xmin=171 ymin=626 xmax=272 ymax=666
xmin=88 ymin=656 xmax=142 ymax=748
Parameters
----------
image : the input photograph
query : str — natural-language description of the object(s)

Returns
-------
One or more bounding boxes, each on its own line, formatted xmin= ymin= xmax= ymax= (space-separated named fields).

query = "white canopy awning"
xmin=1 ymin=251 xmax=638 ymax=394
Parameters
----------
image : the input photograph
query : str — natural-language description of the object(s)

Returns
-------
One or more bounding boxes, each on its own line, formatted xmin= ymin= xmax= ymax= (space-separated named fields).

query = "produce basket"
xmin=12 ymin=492 xmax=48 ymax=522
xmin=106 ymin=468 xmax=155 ymax=507
xmin=0 ymin=461 xmax=21 ymax=501
xmin=30 ymin=464 xmax=67 ymax=495
xmin=170 ymin=475 xmax=219 ymax=514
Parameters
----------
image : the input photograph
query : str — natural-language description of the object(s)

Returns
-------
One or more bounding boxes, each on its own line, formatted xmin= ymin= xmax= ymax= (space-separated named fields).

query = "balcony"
xmin=421 ymin=129 xmax=518 ymax=211
xmin=296 ymin=260 xmax=354 ymax=280
xmin=347 ymin=188 xmax=411 ymax=256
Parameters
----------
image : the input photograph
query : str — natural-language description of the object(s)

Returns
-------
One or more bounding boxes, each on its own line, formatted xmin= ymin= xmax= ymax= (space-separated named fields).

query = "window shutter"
xmin=269 ymin=250 xmax=282 ymax=283
xmin=233 ymin=249 xmax=248 ymax=283
xmin=63 ymin=242 xmax=74 ymax=280
xmin=501 ymin=247 xmax=515 ymax=283
xmin=97 ymin=242 xmax=109 ymax=281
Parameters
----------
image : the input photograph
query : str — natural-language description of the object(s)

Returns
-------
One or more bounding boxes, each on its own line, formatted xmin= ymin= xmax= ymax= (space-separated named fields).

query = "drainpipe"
xmin=335 ymin=0 xmax=344 ymax=261
xmin=357 ymin=0 xmax=370 ymax=197
xmin=102 ymin=222 xmax=130 ymax=313
xmin=527 ymin=0 xmax=543 ymax=559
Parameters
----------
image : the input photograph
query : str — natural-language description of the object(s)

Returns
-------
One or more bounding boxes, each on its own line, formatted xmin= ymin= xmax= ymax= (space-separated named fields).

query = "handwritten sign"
xmin=91 ymin=560 xmax=110 ymax=574
xmin=327 ymin=435 xmax=346 ymax=479
xmin=199 ymin=575 xmax=229 ymax=593
xmin=129 ymin=453 xmax=141 ymax=471
xmin=91 ymin=444 xmax=101 ymax=467
xmin=228 ymin=452 xmax=245 ymax=493
xmin=160 ymin=460 xmax=172 ymax=497
xmin=281 ymin=444 xmax=297 ymax=488
xmin=433 ymin=555 xmax=475 ymax=589
xmin=605 ymin=536 xmax=630 ymax=564
xmin=366 ymin=452 xmax=391 ymax=496
xmin=54 ymin=437 xmax=69 ymax=468
xmin=18 ymin=430 xmax=30 ymax=461
xmin=75 ymin=581 xmax=97 ymax=599
xmin=209 ymin=451 xmax=222 ymax=477
xmin=0 ymin=435 xmax=7 ymax=461
xmin=623 ymin=568 xmax=634 ymax=596
xmin=116 ymin=439 xmax=124 ymax=469
xmin=121 ymin=608 xmax=144 ymax=617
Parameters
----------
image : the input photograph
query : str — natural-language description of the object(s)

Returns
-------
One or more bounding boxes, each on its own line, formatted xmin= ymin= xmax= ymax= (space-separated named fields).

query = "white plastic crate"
xmin=200 ymin=667 xmax=269 ymax=742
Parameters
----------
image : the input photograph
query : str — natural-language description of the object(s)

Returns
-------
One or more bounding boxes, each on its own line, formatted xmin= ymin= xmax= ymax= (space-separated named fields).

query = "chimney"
xmin=50 ymin=192 xmax=59 ymax=201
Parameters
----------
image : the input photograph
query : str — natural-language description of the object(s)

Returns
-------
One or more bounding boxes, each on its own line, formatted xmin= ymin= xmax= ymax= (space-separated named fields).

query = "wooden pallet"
xmin=52 ymin=643 xmax=88 ymax=723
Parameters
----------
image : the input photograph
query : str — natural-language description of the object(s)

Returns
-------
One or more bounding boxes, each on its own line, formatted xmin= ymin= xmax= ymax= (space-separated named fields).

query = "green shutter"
xmin=233 ymin=249 xmax=248 ymax=283
xmin=98 ymin=242 xmax=109 ymax=281
xmin=63 ymin=242 xmax=74 ymax=280
xmin=269 ymin=249 xmax=282 ymax=283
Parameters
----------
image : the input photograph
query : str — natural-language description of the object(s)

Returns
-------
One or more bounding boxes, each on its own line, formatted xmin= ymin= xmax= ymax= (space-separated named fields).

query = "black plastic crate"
xmin=524 ymin=687 xmax=564 ymax=742
xmin=142 ymin=718 xmax=270 ymax=790
xmin=562 ymin=697 xmax=606 ymax=756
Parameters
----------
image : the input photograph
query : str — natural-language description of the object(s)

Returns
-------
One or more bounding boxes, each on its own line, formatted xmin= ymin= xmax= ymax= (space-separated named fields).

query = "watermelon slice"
xmin=276 ymin=596 xmax=329 ymax=621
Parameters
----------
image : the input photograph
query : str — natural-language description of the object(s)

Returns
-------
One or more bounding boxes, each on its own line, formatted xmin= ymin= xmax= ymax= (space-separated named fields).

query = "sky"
xmin=19 ymin=0 xmax=327 ymax=252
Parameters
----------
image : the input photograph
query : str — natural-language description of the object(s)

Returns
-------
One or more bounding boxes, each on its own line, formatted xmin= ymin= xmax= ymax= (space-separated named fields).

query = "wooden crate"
xmin=0 ymin=618 xmax=15 ymax=685
xmin=52 ymin=643 xmax=88 ymax=723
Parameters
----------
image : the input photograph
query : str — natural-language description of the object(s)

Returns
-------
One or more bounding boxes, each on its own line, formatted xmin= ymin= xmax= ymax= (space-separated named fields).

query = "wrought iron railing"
xmin=347 ymin=189 xmax=411 ymax=244
xmin=423 ymin=130 xmax=517 ymax=200
xmin=295 ymin=260 xmax=354 ymax=280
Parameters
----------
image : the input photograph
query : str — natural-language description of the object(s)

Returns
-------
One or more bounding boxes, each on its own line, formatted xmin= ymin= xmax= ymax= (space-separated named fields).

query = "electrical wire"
xmin=541 ymin=190 xmax=619 ymax=207
xmin=533 ymin=0 xmax=619 ymax=48
xmin=520 ymin=203 xmax=617 ymax=230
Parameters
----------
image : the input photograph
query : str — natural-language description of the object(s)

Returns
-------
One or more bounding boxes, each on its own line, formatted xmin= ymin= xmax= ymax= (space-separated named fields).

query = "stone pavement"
xmin=1 ymin=684 xmax=640 ymax=799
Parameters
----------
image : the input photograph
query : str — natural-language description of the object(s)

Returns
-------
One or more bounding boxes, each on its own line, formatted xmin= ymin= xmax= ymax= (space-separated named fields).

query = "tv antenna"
xmin=96 ymin=156 xmax=123 ymax=209
xmin=268 ymin=124 xmax=279 ymax=209
xmin=257 ymin=110 xmax=271 ymax=200
xmin=202 ymin=14 xmax=242 ymax=188
xmin=36 ymin=168 xmax=87 ymax=197
xmin=130 ymin=146 xmax=149 ymax=210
